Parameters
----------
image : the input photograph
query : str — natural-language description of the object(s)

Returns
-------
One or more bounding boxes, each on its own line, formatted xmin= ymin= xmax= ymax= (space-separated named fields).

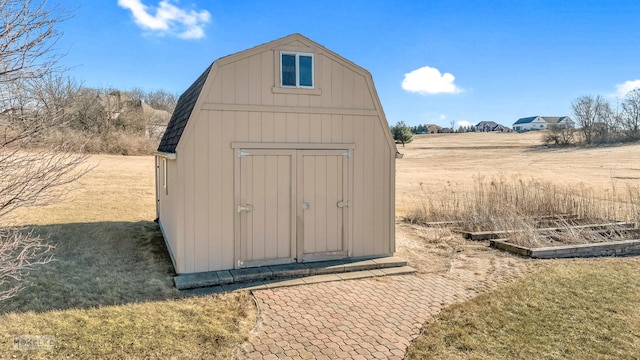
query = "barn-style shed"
xmin=155 ymin=34 xmax=397 ymax=274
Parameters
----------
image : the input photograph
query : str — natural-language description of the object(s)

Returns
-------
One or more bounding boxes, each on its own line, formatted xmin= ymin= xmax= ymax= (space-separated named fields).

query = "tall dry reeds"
xmin=405 ymin=176 xmax=640 ymax=237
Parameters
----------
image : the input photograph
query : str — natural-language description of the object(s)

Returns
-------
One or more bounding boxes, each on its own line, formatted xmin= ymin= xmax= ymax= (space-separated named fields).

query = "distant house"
xmin=545 ymin=116 xmax=575 ymax=129
xmin=513 ymin=116 xmax=574 ymax=132
xmin=439 ymin=127 xmax=453 ymax=133
xmin=426 ymin=124 xmax=442 ymax=134
xmin=493 ymin=124 xmax=511 ymax=132
xmin=475 ymin=121 xmax=498 ymax=132
xmin=475 ymin=121 xmax=511 ymax=132
xmin=94 ymin=91 xmax=171 ymax=135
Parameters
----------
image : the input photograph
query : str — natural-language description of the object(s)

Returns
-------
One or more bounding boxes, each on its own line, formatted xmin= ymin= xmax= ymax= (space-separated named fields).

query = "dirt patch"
xmin=395 ymin=220 xmax=541 ymax=293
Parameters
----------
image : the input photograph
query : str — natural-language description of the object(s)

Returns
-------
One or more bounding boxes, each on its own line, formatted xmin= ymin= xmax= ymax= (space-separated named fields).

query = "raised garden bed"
xmin=413 ymin=215 xmax=640 ymax=259
xmin=457 ymin=217 xmax=640 ymax=259
xmin=457 ymin=221 xmax=637 ymax=241
xmin=490 ymin=238 xmax=640 ymax=259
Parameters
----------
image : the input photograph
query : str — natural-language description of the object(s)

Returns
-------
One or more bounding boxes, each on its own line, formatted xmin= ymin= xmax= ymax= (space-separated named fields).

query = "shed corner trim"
xmin=155 ymin=151 xmax=177 ymax=160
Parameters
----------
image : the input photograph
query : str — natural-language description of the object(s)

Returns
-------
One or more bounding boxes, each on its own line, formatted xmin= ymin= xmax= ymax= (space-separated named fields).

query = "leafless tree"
xmin=622 ymin=88 xmax=640 ymax=140
xmin=128 ymin=88 xmax=178 ymax=114
xmin=0 ymin=0 xmax=68 ymax=83
xmin=66 ymin=87 xmax=112 ymax=134
xmin=572 ymin=95 xmax=612 ymax=144
xmin=0 ymin=0 xmax=89 ymax=301
xmin=543 ymin=124 xmax=576 ymax=146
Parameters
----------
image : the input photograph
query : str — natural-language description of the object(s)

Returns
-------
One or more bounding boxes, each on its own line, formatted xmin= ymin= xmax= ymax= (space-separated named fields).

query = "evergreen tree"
xmin=390 ymin=121 xmax=413 ymax=147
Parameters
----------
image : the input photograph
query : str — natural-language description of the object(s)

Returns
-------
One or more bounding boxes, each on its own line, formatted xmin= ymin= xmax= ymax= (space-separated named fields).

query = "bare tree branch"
xmin=0 ymin=1 xmax=86 ymax=302
xmin=0 ymin=0 xmax=69 ymax=83
xmin=0 ymin=227 xmax=53 ymax=302
xmin=0 ymin=146 xmax=89 ymax=218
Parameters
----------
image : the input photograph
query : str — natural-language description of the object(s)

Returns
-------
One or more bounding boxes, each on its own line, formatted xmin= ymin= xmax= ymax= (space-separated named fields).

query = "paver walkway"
xmin=236 ymin=249 xmax=535 ymax=359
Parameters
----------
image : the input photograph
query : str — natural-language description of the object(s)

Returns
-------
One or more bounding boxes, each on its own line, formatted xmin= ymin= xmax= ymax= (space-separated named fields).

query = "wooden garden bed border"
xmin=490 ymin=239 xmax=640 ymax=259
xmin=458 ymin=221 xmax=636 ymax=241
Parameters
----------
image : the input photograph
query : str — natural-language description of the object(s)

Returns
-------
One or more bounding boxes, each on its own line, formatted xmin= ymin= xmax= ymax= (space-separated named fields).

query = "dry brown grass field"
xmin=1 ymin=131 xmax=639 ymax=358
xmin=396 ymin=132 xmax=640 ymax=214
xmin=9 ymin=155 xmax=157 ymax=225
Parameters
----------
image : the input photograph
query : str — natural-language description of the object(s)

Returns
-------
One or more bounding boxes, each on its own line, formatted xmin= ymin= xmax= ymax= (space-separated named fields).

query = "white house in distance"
xmin=512 ymin=116 xmax=575 ymax=132
xmin=155 ymin=34 xmax=397 ymax=275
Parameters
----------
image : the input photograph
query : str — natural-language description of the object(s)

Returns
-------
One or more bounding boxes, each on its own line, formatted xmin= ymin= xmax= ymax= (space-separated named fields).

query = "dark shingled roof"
xmin=513 ymin=116 xmax=539 ymax=125
xmin=475 ymin=121 xmax=498 ymax=127
xmin=514 ymin=116 xmax=572 ymax=126
xmin=157 ymin=63 xmax=212 ymax=153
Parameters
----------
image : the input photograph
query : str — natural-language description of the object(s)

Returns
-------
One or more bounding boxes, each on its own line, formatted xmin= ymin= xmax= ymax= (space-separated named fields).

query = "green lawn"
xmin=406 ymin=257 xmax=640 ymax=359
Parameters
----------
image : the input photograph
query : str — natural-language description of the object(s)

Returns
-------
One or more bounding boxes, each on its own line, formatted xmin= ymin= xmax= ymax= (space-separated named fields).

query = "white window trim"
xmin=280 ymin=52 xmax=314 ymax=89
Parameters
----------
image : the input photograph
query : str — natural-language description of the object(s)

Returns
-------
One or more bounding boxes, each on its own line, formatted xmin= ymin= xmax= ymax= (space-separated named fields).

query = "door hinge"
xmin=337 ymin=200 xmax=350 ymax=208
xmin=237 ymin=150 xmax=249 ymax=157
xmin=341 ymin=151 xmax=350 ymax=157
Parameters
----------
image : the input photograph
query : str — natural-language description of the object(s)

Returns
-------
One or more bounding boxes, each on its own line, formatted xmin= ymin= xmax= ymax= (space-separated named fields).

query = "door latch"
xmin=302 ymin=202 xmax=311 ymax=210
xmin=237 ymin=204 xmax=253 ymax=213
xmin=337 ymin=200 xmax=350 ymax=208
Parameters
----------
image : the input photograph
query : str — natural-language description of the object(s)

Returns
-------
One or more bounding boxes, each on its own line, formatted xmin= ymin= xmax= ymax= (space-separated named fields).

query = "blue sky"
xmin=56 ymin=0 xmax=640 ymax=128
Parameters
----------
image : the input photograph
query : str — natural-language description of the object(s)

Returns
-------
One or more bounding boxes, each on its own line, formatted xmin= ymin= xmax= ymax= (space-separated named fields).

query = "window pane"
xmin=281 ymin=54 xmax=296 ymax=86
xmin=299 ymin=55 xmax=313 ymax=87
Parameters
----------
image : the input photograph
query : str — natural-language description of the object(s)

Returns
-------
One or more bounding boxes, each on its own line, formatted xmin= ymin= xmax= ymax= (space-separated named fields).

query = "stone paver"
xmin=236 ymin=262 xmax=532 ymax=359
xmin=235 ymin=223 xmax=537 ymax=359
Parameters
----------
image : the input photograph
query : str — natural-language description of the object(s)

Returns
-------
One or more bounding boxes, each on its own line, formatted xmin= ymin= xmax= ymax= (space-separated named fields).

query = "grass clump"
xmin=406 ymin=258 xmax=640 ymax=359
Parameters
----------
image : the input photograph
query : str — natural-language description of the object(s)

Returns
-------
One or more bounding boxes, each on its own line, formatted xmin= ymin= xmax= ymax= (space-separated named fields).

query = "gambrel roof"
xmin=157 ymin=64 xmax=212 ymax=153
xmin=157 ymin=33 xmax=393 ymax=154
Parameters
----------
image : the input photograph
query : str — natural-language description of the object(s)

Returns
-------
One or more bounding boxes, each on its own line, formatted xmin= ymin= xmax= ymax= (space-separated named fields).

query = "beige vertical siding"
xmin=165 ymin=35 xmax=396 ymax=273
xmin=157 ymin=157 xmax=180 ymax=269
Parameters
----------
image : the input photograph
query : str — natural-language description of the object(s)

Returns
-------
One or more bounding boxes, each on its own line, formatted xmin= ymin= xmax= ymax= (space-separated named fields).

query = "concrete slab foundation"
xmin=175 ymin=256 xmax=413 ymax=292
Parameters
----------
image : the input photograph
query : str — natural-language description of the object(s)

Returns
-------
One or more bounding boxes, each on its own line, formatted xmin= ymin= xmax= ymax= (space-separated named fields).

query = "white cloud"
xmin=614 ymin=79 xmax=640 ymax=98
xmin=457 ymin=120 xmax=471 ymax=127
xmin=440 ymin=114 xmax=446 ymax=120
xmin=118 ymin=0 xmax=211 ymax=39
xmin=402 ymin=66 xmax=462 ymax=95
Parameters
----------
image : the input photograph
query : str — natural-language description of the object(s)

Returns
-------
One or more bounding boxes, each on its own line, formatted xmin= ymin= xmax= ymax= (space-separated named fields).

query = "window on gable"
xmin=281 ymin=52 xmax=314 ymax=88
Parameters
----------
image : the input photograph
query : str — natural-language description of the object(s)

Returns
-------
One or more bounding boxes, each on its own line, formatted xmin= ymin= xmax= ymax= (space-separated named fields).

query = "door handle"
xmin=337 ymin=200 xmax=350 ymax=208
xmin=237 ymin=204 xmax=253 ymax=213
